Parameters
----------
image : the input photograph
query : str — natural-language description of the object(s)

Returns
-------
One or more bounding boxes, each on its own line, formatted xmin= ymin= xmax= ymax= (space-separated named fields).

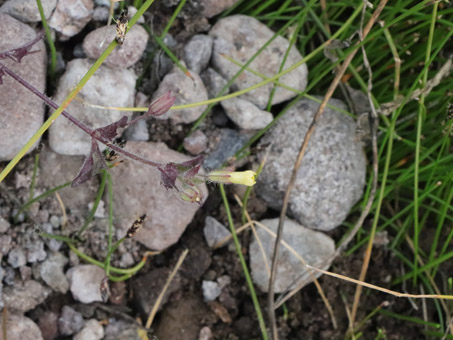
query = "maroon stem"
xmin=0 ymin=62 xmax=162 ymax=168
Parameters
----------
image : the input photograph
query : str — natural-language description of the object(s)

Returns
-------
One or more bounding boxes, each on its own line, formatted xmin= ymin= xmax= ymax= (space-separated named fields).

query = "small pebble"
xmin=221 ymin=97 xmax=273 ymax=130
xmin=202 ymin=280 xmax=221 ymax=301
xmin=59 ymin=306 xmax=85 ymax=336
xmin=203 ymin=216 xmax=231 ymax=248
xmin=8 ymin=247 xmax=27 ymax=268
xmin=49 ymin=0 xmax=94 ymax=40
xmin=66 ymin=265 xmax=105 ymax=303
xmin=74 ymin=319 xmax=104 ymax=340
xmin=183 ymin=34 xmax=213 ymax=74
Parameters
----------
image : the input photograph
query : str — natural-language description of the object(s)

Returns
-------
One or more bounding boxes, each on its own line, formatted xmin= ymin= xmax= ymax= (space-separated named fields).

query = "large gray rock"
xmin=0 ymin=14 xmax=46 ymax=161
xmin=153 ymin=66 xmax=208 ymax=124
xmin=0 ymin=314 xmax=43 ymax=340
xmin=256 ymin=98 xmax=366 ymax=231
xmin=49 ymin=0 xmax=93 ymax=40
xmin=66 ymin=264 xmax=105 ymax=303
xmin=2 ymin=280 xmax=51 ymax=312
xmin=109 ymin=142 xmax=208 ymax=251
xmin=82 ymin=25 xmax=149 ymax=69
xmin=249 ymin=218 xmax=335 ymax=293
xmin=0 ymin=0 xmax=57 ymax=22
xmin=209 ymin=15 xmax=308 ymax=108
xmin=49 ymin=58 xmax=136 ymax=155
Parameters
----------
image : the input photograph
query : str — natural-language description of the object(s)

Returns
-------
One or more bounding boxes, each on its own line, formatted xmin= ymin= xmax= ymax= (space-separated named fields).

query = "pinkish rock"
xmin=0 ymin=14 xmax=46 ymax=161
xmin=109 ymin=142 xmax=208 ymax=251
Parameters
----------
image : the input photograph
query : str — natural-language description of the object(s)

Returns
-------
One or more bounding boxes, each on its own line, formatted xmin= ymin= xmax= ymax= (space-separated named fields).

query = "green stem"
xmin=78 ymin=170 xmax=108 ymax=238
xmin=104 ymin=172 xmax=114 ymax=276
xmin=29 ymin=151 xmax=40 ymax=201
xmin=15 ymin=181 xmax=72 ymax=221
xmin=36 ymin=0 xmax=56 ymax=79
xmin=219 ymin=184 xmax=268 ymax=340
xmin=160 ymin=0 xmax=186 ymax=38
xmin=412 ymin=1 xmax=438 ymax=285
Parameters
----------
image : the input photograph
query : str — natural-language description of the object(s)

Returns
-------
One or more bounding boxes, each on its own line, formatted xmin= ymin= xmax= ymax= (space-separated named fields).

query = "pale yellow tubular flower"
xmin=208 ymin=170 xmax=257 ymax=186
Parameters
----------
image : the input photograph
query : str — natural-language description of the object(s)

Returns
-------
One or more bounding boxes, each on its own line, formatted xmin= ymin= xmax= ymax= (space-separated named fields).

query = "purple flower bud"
xmin=147 ymin=91 xmax=176 ymax=117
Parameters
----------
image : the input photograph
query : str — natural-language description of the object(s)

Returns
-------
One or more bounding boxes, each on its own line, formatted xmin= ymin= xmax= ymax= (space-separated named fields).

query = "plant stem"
xmin=219 ymin=184 xmax=268 ymax=340
xmin=36 ymin=0 xmax=57 ymax=79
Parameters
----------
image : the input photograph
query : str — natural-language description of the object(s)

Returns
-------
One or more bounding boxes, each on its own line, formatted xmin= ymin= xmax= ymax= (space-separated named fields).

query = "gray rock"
xmin=200 ymin=67 xmax=229 ymax=99
xmin=0 ymin=216 xmax=10 ymax=233
xmin=74 ymin=319 xmax=104 ymax=340
xmin=7 ymin=247 xmax=26 ymax=268
xmin=202 ymin=280 xmax=221 ymax=301
xmin=221 ymin=97 xmax=273 ymax=130
xmin=82 ymin=25 xmax=148 ymax=68
xmin=38 ymin=252 xmax=69 ymax=293
xmin=109 ymin=142 xmax=208 ymax=250
xmin=24 ymin=238 xmax=47 ymax=263
xmin=92 ymin=5 xmax=108 ymax=21
xmin=0 ymin=0 xmax=56 ymax=22
xmin=94 ymin=0 xmax=114 ymax=6
xmin=127 ymin=5 xmax=144 ymax=24
xmin=124 ymin=119 xmax=149 ymax=141
xmin=118 ymin=252 xmax=134 ymax=268
xmin=256 ymin=98 xmax=366 ymax=231
xmin=203 ymin=216 xmax=230 ymax=248
xmin=0 ymin=14 xmax=46 ymax=161
xmin=49 ymin=0 xmax=93 ymax=40
xmin=58 ymin=306 xmax=85 ymax=336
xmin=153 ymin=66 xmax=208 ymax=124
xmin=209 ymin=15 xmax=308 ymax=108
xmin=0 ymin=314 xmax=43 ymax=340
xmin=0 ymin=235 xmax=12 ymax=255
xmin=199 ymin=0 xmax=239 ymax=18
xmin=49 ymin=58 xmax=136 ymax=155
xmin=183 ymin=34 xmax=213 ymax=74
xmin=183 ymin=130 xmax=208 ymax=155
xmin=249 ymin=218 xmax=335 ymax=293
xmin=66 ymin=264 xmax=105 ymax=303
xmin=39 ymin=146 xmax=99 ymax=213
xmin=2 ymin=280 xmax=51 ymax=312
xmin=203 ymin=128 xmax=250 ymax=170
xmin=104 ymin=320 xmax=140 ymax=340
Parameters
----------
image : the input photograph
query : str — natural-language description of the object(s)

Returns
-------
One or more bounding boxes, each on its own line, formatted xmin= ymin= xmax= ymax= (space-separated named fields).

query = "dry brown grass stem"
xmin=305 ymin=263 xmax=453 ymax=300
xmin=145 ymin=249 xmax=189 ymax=329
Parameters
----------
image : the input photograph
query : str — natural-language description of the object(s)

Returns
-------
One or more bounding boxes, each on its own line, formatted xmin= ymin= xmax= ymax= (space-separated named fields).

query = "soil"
xmin=0 ymin=2 xmax=443 ymax=340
